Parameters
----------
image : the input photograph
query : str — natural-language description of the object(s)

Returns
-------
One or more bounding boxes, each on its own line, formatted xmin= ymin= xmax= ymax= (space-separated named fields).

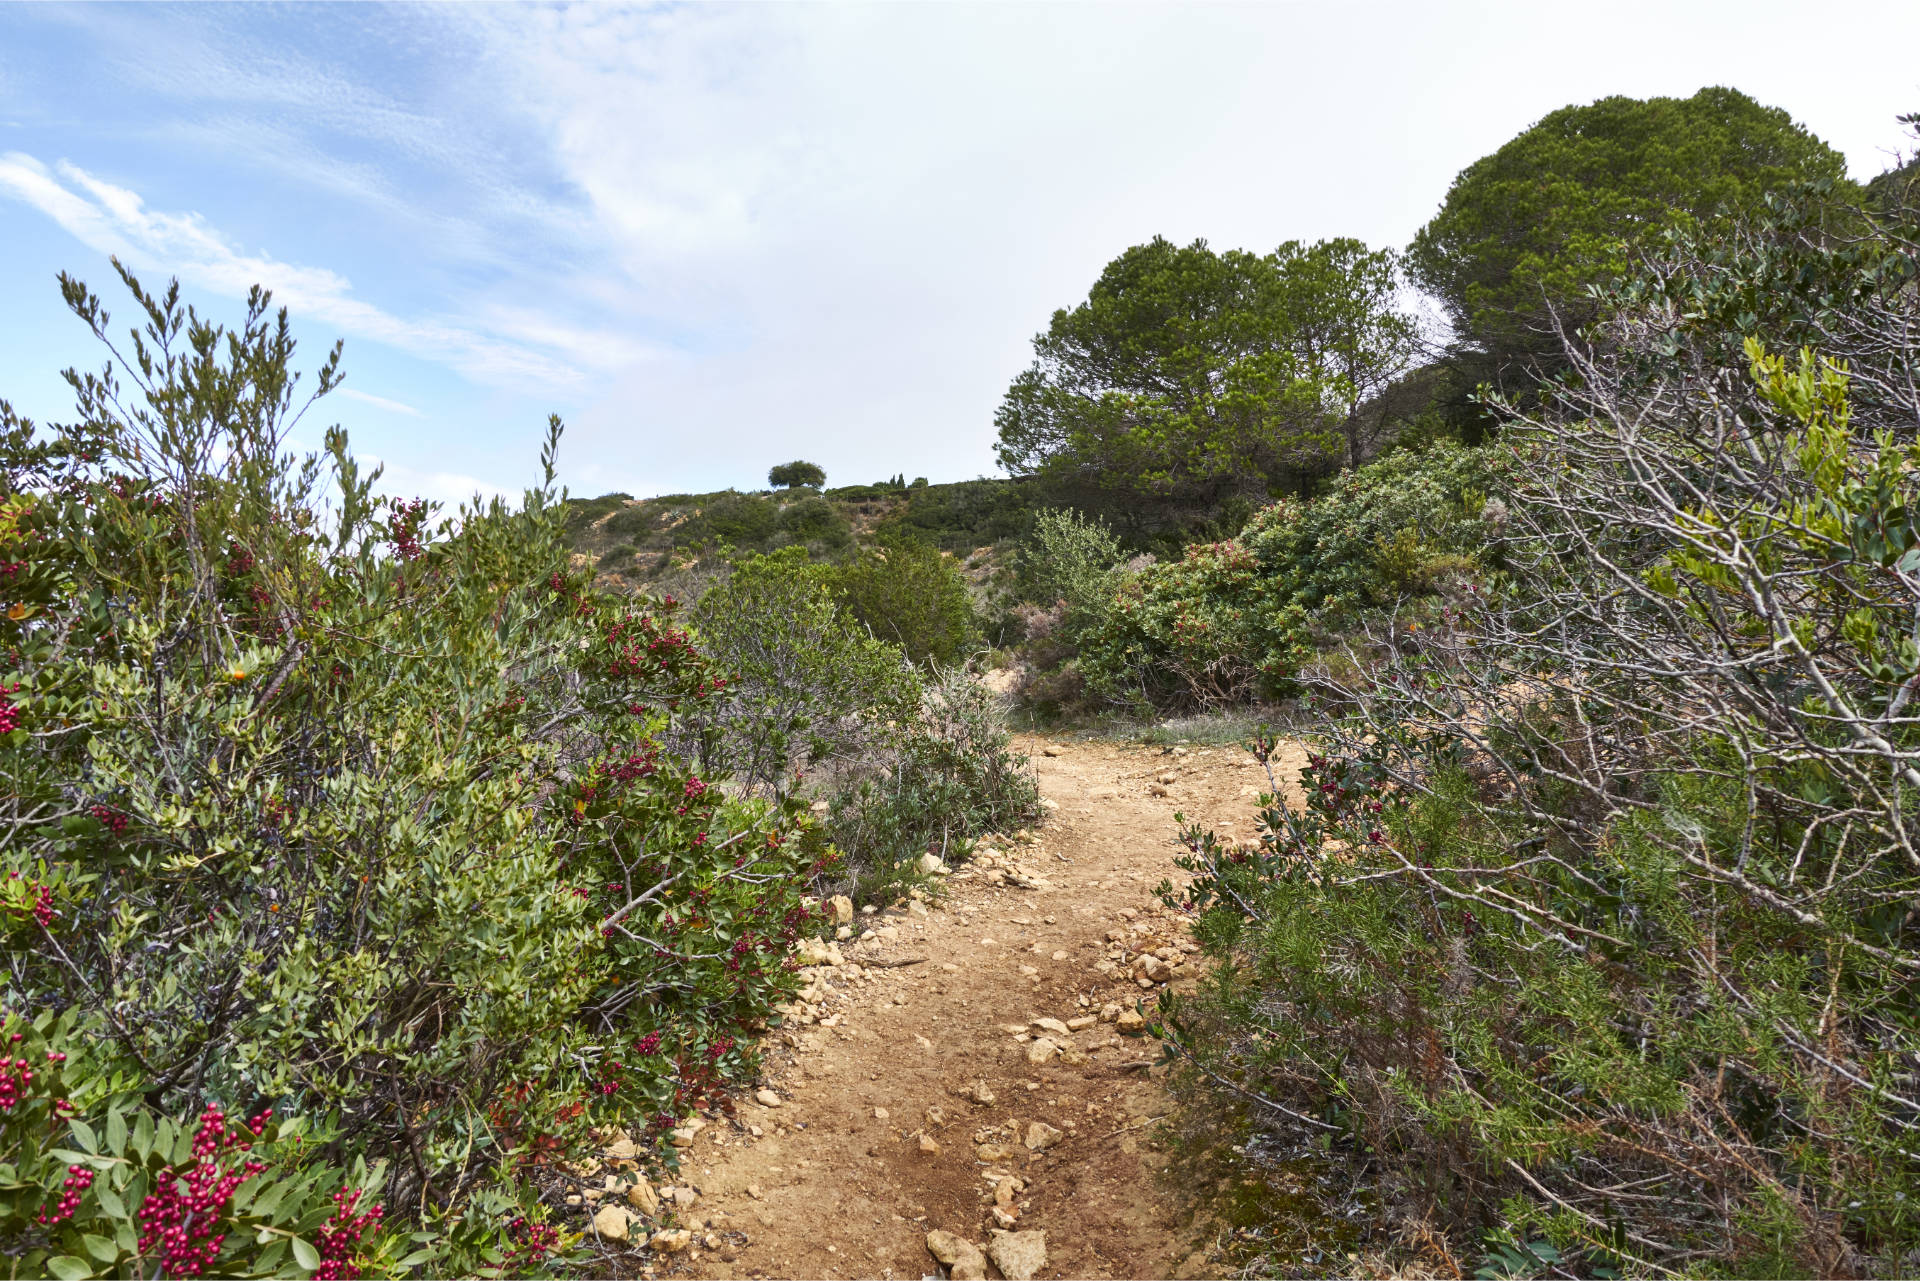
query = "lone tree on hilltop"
xmin=768 ymin=460 xmax=825 ymax=489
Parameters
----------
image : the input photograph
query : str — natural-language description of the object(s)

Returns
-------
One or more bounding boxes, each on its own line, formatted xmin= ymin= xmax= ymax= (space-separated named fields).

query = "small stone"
xmin=756 ymin=1088 xmax=783 ymax=1107
xmin=746 ymin=1183 xmax=763 ymax=1199
xmin=995 ymin=1177 xmax=1019 ymax=1208
xmin=1100 ymin=1002 xmax=1122 ymax=1022
xmin=975 ymin=1142 xmax=1015 ymax=1162
xmin=925 ymin=1105 xmax=947 ymax=1127
xmin=1051 ymin=949 xmax=1069 ymax=961
xmin=1116 ymin=1008 xmax=1147 ymax=1035
xmin=1148 ymin=783 xmax=1171 ymax=797
xmin=988 ymin=1228 xmax=1048 ymax=1281
xmin=1031 ymin=1017 xmax=1071 ymax=1037
xmin=1002 ymin=1023 xmax=1030 ymax=1036
xmin=1018 ymin=965 xmax=1039 ymax=977
xmin=919 ymin=852 xmax=949 ymax=875
xmin=970 ymin=1080 xmax=996 ymax=1105
xmin=991 ymin=1205 xmax=1020 ymax=1229
xmin=1025 ymin=1037 xmax=1059 ymax=1065
xmin=1024 ymin=1121 xmax=1064 ymax=1151
xmin=649 ymin=1227 xmax=693 ymax=1254
xmin=874 ymin=1107 xmax=890 ymax=1120
xmin=919 ymin=1132 xmax=941 ymax=1155
xmin=605 ymin=1135 xmax=639 ymax=1160
xmin=829 ymin=893 xmax=854 ymax=924
xmin=592 ymin=1203 xmax=631 ymax=1242
xmin=627 ymin=1178 xmax=660 ymax=1218
xmin=670 ymin=1127 xmax=697 ymax=1147
xmin=926 ymin=1229 xmax=989 ymax=1280
xmin=1067 ymin=1015 xmax=1098 ymax=1031
xmin=1042 ymin=745 xmax=1065 ymax=757
xmin=908 ymin=899 xmax=930 ymax=917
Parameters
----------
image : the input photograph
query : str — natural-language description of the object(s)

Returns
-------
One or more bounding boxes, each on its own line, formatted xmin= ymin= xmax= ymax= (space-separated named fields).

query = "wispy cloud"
xmin=0 ymin=151 xmax=653 ymax=390
xmin=337 ymin=386 xmax=422 ymax=417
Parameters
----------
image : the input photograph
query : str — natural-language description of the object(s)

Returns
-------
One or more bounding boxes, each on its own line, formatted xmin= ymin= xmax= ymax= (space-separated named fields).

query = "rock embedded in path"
xmin=755 ymin=1088 xmax=783 ymax=1107
xmin=1031 ymin=1017 xmax=1071 ymax=1037
xmin=927 ymin=1229 xmax=989 ymax=1280
xmin=625 ymin=1178 xmax=660 ymax=1218
xmin=988 ymin=1228 xmax=1049 ymax=1281
xmin=591 ymin=1203 xmax=631 ymax=1242
xmin=649 ymin=1228 xmax=692 ymax=1254
xmin=829 ymin=894 xmax=854 ymax=925
xmin=1024 ymin=1121 xmax=1064 ymax=1151
xmin=1115 ymin=1008 xmax=1147 ymax=1035
xmin=1025 ymin=1037 xmax=1060 ymax=1065
xmin=919 ymin=1132 xmax=941 ymax=1154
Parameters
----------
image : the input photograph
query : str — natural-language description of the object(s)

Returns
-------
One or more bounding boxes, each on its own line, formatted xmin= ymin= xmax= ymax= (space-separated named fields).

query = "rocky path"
xmin=582 ymin=734 xmax=1305 ymax=1281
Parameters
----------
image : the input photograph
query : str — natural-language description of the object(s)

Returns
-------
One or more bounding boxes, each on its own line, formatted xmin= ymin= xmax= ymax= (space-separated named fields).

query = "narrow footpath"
xmin=580 ymin=733 xmax=1307 ymax=1280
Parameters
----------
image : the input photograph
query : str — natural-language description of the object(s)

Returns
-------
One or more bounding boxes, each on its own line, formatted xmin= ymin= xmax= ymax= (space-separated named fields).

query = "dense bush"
xmin=683 ymin=548 xmax=1035 ymax=897
xmin=1069 ymin=445 xmax=1499 ymax=709
xmin=1162 ymin=179 xmax=1920 ymax=1276
xmin=827 ymin=537 xmax=978 ymax=668
xmin=671 ymin=491 xmax=779 ymax=549
xmin=0 ymin=270 xmax=820 ymax=1273
xmin=772 ymin=495 xmax=850 ymax=551
xmin=767 ymin=460 xmax=825 ymax=489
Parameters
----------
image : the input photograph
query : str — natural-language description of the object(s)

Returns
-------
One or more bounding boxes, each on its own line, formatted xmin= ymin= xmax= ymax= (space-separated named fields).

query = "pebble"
xmin=873 ymin=1107 xmax=889 ymax=1120
xmin=918 ymin=1132 xmax=941 ymax=1155
xmin=756 ymin=1088 xmax=783 ymax=1107
xmin=626 ymin=1178 xmax=660 ymax=1218
xmin=649 ymin=1228 xmax=692 ymax=1254
xmin=1116 ymin=1008 xmax=1147 ymax=1034
xmin=1031 ymin=1017 xmax=1071 ymax=1037
xmin=1025 ymin=1038 xmax=1059 ymax=1065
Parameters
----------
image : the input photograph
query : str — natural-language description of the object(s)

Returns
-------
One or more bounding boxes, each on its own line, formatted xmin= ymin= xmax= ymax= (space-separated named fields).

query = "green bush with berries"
xmin=0 ymin=268 xmax=833 ymax=1275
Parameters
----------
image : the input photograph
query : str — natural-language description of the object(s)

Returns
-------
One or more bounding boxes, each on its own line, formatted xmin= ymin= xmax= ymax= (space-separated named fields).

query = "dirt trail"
xmin=602 ymin=734 xmax=1306 ymax=1281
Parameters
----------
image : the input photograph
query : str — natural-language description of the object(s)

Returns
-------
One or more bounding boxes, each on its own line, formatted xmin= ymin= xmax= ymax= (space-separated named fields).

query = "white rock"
xmin=1024 ymin=1121 xmax=1064 ymax=1151
xmin=1025 ymin=1037 xmax=1060 ymax=1065
xmin=829 ymin=894 xmax=854 ymax=925
xmin=626 ymin=1178 xmax=660 ymax=1218
xmin=927 ymin=1229 xmax=988 ymax=1280
xmin=1031 ymin=1017 xmax=1071 ymax=1037
xmin=592 ymin=1203 xmax=631 ymax=1242
xmin=649 ymin=1227 xmax=692 ymax=1253
xmin=756 ymin=1088 xmax=783 ymax=1107
xmin=988 ymin=1229 xmax=1048 ymax=1281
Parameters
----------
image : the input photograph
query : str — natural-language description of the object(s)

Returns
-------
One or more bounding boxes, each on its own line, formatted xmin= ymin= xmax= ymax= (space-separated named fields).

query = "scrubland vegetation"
xmin=6 ymin=82 xmax=1920 ymax=1279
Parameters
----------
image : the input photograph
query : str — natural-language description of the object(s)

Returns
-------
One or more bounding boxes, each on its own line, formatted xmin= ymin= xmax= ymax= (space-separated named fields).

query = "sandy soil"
xmin=587 ymin=733 xmax=1306 ymax=1281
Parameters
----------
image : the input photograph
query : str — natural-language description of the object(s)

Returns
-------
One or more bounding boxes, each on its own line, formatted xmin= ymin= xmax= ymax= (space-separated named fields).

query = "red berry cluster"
xmin=506 ymin=1215 xmax=560 ymax=1265
xmin=35 ymin=1163 xmax=93 ymax=1225
xmin=384 ymin=498 xmax=428 ymax=562
xmin=634 ymin=1031 xmax=663 ymax=1056
xmin=6 ymin=871 xmax=53 ymax=928
xmin=0 ymin=682 xmax=22 ymax=734
xmin=313 ymin=1186 xmax=384 ymax=1280
xmin=134 ymin=1105 xmax=271 ymax=1277
xmin=90 ymin=804 xmax=129 ymax=835
xmin=0 ymin=1052 xmax=33 ymax=1111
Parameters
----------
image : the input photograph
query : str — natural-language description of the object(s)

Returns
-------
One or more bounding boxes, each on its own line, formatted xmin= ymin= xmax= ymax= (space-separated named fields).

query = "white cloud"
xmin=0 ymin=151 xmax=652 ymax=391
xmin=337 ymin=387 xmax=422 ymax=417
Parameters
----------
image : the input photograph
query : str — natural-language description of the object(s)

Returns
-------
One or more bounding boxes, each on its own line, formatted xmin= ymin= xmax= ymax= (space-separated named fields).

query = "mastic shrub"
xmin=1074 ymin=444 xmax=1501 ymax=709
xmin=0 ymin=269 xmax=822 ymax=1273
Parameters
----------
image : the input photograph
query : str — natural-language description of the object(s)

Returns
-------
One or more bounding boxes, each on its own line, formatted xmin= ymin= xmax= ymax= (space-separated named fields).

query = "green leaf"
xmin=46 ymin=1257 xmax=94 ymax=1280
xmin=68 ymin=1118 xmax=99 ymax=1155
xmin=95 ymin=1184 xmax=126 ymax=1219
xmin=254 ymin=1239 xmax=288 ymax=1275
xmin=81 ymin=1234 xmax=118 ymax=1263
xmin=291 ymin=1236 xmax=320 ymax=1272
xmin=131 ymin=1111 xmax=153 ymax=1160
xmin=394 ymin=1248 xmax=437 ymax=1268
xmin=105 ymin=1109 xmax=128 ymax=1156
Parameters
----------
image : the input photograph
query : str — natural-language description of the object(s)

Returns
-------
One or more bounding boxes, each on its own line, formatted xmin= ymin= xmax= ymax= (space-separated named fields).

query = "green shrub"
xmin=1075 ymin=444 xmax=1500 ymax=709
xmin=828 ymin=538 xmax=978 ymax=667
xmin=773 ymin=495 xmax=850 ymax=550
xmin=673 ymin=491 xmax=779 ymax=548
xmin=1161 ymin=178 xmax=1920 ymax=1276
xmin=824 ymin=666 xmax=1041 ymax=899
xmin=768 ymin=460 xmax=826 ymax=489
xmin=0 ymin=269 xmax=817 ymax=1265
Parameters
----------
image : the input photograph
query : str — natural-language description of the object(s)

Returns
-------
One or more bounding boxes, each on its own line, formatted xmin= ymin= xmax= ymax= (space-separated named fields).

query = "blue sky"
xmin=2 ymin=3 xmax=1917 ymax=506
